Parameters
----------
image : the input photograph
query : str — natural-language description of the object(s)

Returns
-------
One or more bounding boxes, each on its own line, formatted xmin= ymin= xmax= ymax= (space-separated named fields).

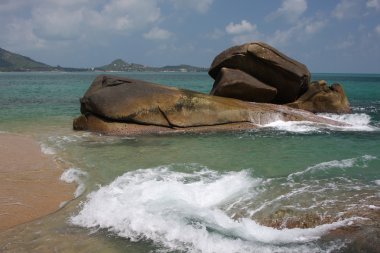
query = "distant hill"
xmin=0 ymin=47 xmax=52 ymax=71
xmin=0 ymin=47 xmax=89 ymax=72
xmin=96 ymin=59 xmax=146 ymax=72
xmin=0 ymin=47 xmax=208 ymax=72
xmin=96 ymin=60 xmax=207 ymax=72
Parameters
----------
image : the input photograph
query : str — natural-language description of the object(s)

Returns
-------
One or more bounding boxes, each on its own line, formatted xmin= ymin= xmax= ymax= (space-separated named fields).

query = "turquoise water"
xmin=0 ymin=72 xmax=379 ymax=252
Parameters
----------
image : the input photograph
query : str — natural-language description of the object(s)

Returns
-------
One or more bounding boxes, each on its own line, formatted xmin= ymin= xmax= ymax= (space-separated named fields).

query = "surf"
xmin=70 ymin=157 xmax=378 ymax=252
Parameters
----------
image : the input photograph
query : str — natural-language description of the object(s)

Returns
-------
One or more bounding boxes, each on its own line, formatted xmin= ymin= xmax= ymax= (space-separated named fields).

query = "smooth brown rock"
xmin=74 ymin=75 xmax=348 ymax=135
xmin=210 ymin=67 xmax=277 ymax=103
xmin=79 ymin=75 xmax=253 ymax=128
xmin=287 ymin=80 xmax=352 ymax=113
xmin=208 ymin=41 xmax=310 ymax=104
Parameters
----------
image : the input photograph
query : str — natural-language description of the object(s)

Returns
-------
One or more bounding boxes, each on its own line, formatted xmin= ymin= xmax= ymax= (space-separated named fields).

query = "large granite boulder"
xmin=210 ymin=68 xmax=277 ymax=103
xmin=209 ymin=41 xmax=310 ymax=104
xmin=74 ymin=75 xmax=346 ymax=135
xmin=287 ymin=80 xmax=352 ymax=114
xmin=79 ymin=75 xmax=254 ymax=128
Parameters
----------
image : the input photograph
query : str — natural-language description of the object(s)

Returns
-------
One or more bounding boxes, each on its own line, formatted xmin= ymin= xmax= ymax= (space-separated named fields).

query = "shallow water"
xmin=0 ymin=72 xmax=379 ymax=252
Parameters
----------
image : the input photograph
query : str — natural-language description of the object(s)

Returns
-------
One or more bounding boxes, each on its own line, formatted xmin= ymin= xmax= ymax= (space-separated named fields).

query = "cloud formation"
xmin=225 ymin=20 xmax=257 ymax=34
xmin=367 ymin=0 xmax=380 ymax=10
xmin=144 ymin=27 xmax=172 ymax=40
xmin=170 ymin=0 xmax=214 ymax=13
xmin=225 ymin=20 xmax=260 ymax=44
xmin=1 ymin=1 xmax=379 ymax=72
xmin=1 ymin=0 xmax=162 ymax=48
xmin=332 ymin=0 xmax=361 ymax=19
xmin=266 ymin=17 xmax=327 ymax=47
xmin=376 ymin=25 xmax=380 ymax=35
xmin=268 ymin=0 xmax=307 ymax=23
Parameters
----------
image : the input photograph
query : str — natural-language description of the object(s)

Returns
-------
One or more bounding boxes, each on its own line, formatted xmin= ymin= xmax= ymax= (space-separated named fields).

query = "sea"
xmin=0 ymin=71 xmax=379 ymax=253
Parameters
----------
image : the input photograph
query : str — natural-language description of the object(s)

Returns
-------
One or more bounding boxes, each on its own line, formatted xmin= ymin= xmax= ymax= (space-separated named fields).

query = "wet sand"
xmin=0 ymin=134 xmax=74 ymax=232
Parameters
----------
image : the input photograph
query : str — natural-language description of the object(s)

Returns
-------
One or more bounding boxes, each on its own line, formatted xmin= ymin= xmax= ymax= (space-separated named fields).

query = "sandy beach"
xmin=0 ymin=133 xmax=74 ymax=232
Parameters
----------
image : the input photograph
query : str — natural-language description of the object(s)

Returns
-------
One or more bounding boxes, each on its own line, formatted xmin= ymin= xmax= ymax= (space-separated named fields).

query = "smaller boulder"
xmin=210 ymin=68 xmax=277 ymax=103
xmin=208 ymin=42 xmax=310 ymax=104
xmin=286 ymin=80 xmax=352 ymax=114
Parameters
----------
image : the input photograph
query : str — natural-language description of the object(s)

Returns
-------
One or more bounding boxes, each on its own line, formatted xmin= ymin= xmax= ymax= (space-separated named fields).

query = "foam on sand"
xmin=60 ymin=168 xmax=87 ymax=198
xmin=40 ymin=143 xmax=56 ymax=155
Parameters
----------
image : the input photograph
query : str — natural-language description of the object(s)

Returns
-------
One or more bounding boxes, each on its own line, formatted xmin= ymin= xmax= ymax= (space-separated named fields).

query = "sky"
xmin=1 ymin=0 xmax=380 ymax=73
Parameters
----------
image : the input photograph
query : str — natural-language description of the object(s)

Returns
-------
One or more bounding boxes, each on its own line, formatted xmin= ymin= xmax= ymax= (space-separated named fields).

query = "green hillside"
xmin=96 ymin=59 xmax=207 ymax=72
xmin=0 ymin=48 xmax=208 ymax=72
xmin=96 ymin=59 xmax=146 ymax=71
xmin=0 ymin=48 xmax=52 ymax=71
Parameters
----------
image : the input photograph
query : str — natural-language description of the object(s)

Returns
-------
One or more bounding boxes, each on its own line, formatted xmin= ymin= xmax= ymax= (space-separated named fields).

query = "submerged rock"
xmin=74 ymin=75 xmax=346 ymax=135
xmin=287 ymin=80 xmax=352 ymax=114
xmin=209 ymin=41 xmax=310 ymax=104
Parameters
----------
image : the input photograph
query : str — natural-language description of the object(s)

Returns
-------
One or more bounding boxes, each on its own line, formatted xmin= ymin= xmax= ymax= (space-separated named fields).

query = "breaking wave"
xmin=60 ymin=167 xmax=87 ymax=198
xmin=69 ymin=160 xmax=378 ymax=253
xmin=262 ymin=113 xmax=377 ymax=133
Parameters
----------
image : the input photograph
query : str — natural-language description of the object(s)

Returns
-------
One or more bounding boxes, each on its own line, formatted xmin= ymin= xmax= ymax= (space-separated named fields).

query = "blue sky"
xmin=1 ymin=0 xmax=379 ymax=73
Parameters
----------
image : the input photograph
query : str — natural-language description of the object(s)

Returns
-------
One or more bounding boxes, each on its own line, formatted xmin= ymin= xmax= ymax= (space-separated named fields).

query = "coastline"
xmin=0 ymin=133 xmax=75 ymax=232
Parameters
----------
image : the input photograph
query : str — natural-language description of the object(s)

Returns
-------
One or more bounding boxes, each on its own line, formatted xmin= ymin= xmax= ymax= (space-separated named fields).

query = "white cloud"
xmin=225 ymin=20 xmax=260 ymax=44
xmin=144 ymin=27 xmax=172 ymax=40
xmin=0 ymin=0 xmax=29 ymax=13
xmin=304 ymin=20 xmax=327 ymax=34
xmin=170 ymin=0 xmax=214 ymax=13
xmin=367 ymin=0 xmax=380 ymax=10
xmin=225 ymin=20 xmax=256 ymax=35
xmin=375 ymin=25 xmax=380 ymax=35
xmin=0 ymin=0 xmax=162 ymax=48
xmin=92 ymin=0 xmax=161 ymax=32
xmin=268 ymin=0 xmax=307 ymax=23
xmin=268 ymin=18 xmax=327 ymax=46
xmin=332 ymin=0 xmax=361 ymax=19
xmin=4 ymin=19 xmax=47 ymax=50
xmin=31 ymin=7 xmax=85 ymax=40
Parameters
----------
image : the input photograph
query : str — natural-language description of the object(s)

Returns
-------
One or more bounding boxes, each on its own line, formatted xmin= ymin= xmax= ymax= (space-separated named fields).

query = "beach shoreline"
xmin=0 ymin=133 xmax=75 ymax=232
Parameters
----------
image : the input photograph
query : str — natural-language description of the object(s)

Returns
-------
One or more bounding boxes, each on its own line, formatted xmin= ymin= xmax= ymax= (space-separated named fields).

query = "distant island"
xmin=0 ymin=47 xmax=208 ymax=72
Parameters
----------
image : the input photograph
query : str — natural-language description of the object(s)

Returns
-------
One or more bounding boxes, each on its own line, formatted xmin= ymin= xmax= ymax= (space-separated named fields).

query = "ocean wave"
xmin=70 ymin=166 xmax=359 ymax=253
xmin=47 ymin=133 xmax=93 ymax=149
xmin=262 ymin=121 xmax=323 ymax=133
xmin=318 ymin=113 xmax=376 ymax=131
xmin=287 ymin=155 xmax=377 ymax=181
xmin=60 ymin=167 xmax=87 ymax=198
xmin=47 ymin=133 xmax=134 ymax=151
xmin=262 ymin=113 xmax=377 ymax=133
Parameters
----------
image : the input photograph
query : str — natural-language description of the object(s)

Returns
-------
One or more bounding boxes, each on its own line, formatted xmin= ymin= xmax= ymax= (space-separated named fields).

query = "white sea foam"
xmin=263 ymin=120 xmax=322 ymax=133
xmin=40 ymin=143 xmax=56 ymax=155
xmin=319 ymin=113 xmax=377 ymax=131
xmin=261 ymin=113 xmax=377 ymax=133
xmin=71 ymin=167 xmax=354 ymax=253
xmin=288 ymin=155 xmax=377 ymax=181
xmin=60 ymin=168 xmax=87 ymax=198
xmin=47 ymin=133 xmax=134 ymax=151
xmin=375 ymin=180 xmax=380 ymax=186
